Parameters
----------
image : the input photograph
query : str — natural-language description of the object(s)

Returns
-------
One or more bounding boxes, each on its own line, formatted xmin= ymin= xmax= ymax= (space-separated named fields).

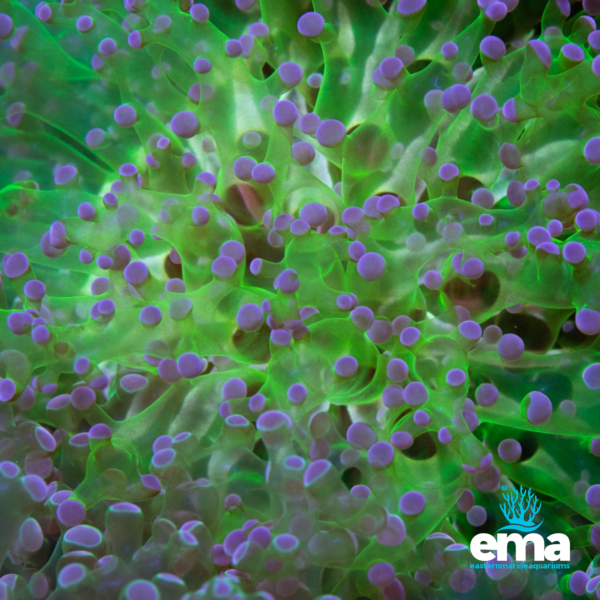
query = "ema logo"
xmin=470 ymin=485 xmax=570 ymax=562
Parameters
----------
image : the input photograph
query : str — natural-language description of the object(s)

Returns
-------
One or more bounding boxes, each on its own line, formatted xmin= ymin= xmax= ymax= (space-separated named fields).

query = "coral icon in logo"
xmin=498 ymin=485 xmax=544 ymax=533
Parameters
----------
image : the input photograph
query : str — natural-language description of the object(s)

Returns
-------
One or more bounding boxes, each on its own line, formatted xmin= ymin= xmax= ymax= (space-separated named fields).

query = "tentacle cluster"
xmin=1 ymin=0 xmax=600 ymax=598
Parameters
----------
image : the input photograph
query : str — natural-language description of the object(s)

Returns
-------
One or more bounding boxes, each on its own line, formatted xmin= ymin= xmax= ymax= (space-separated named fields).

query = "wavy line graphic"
xmin=497 ymin=520 xmax=544 ymax=533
